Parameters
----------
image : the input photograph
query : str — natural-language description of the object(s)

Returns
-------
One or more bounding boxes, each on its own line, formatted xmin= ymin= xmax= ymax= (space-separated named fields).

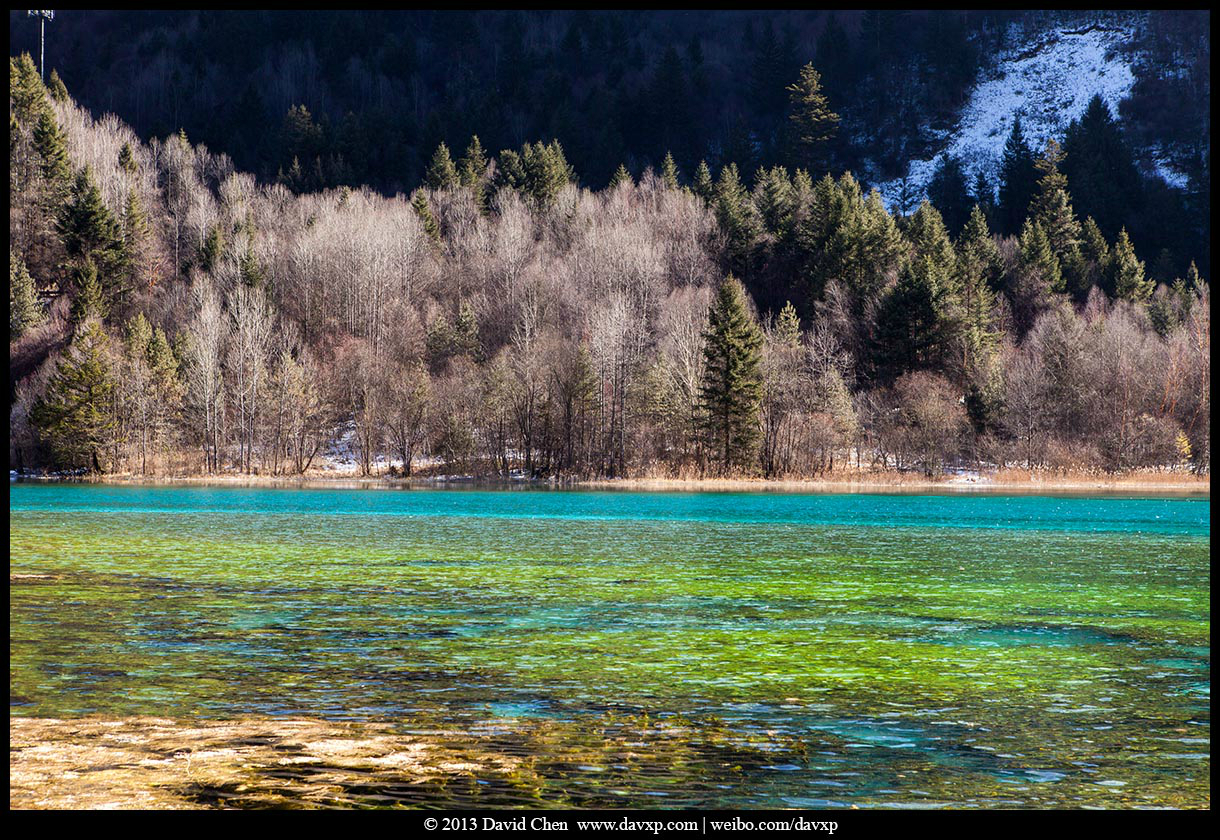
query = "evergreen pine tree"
xmin=998 ymin=115 xmax=1037 ymax=235
xmin=754 ymin=166 xmax=795 ymax=239
xmin=412 ymin=191 xmax=441 ymax=242
xmin=47 ymin=68 xmax=69 ymax=103
xmin=1112 ymin=227 xmax=1152 ymax=302
xmin=69 ymin=259 xmax=107 ymax=325
xmin=124 ymin=310 xmax=153 ymax=358
xmin=956 ymin=205 xmax=1003 ymax=288
xmin=692 ymin=160 xmax=715 ymax=204
xmin=1030 ymin=140 xmax=1082 ymax=269
xmin=10 ymin=53 xmax=47 ymax=125
xmin=494 ymin=148 xmax=526 ymax=193
xmin=281 ymin=105 xmax=321 ymax=169
xmin=852 ymin=188 xmax=905 ymax=301
xmin=10 ymin=254 xmax=43 ymax=340
xmin=458 ymin=135 xmax=489 ymax=211
xmin=122 ymin=186 xmax=153 ymax=285
xmin=33 ymin=109 xmax=72 ymax=198
xmin=1062 ymin=95 xmax=1142 ymax=240
xmin=608 ymin=163 xmax=632 ymax=189
xmin=455 ymin=300 xmax=481 ymax=358
xmin=1078 ymin=216 xmax=1111 ymax=296
xmin=146 ymin=325 xmax=183 ymax=443
xmin=792 ymin=168 xmax=814 ymax=206
xmin=529 ymin=140 xmax=575 ymax=208
xmin=1147 ymin=286 xmax=1180 ymax=338
xmin=699 ymin=275 xmax=764 ymax=473
xmin=1185 ymin=261 xmax=1204 ymax=295
xmin=58 ymin=166 xmax=129 ymax=293
xmin=31 ymin=319 xmax=117 ymax=472
xmin=926 ymin=154 xmax=972 ymax=236
xmin=715 ymin=164 xmax=763 ymax=278
xmin=795 ymin=173 xmax=897 ymax=304
xmin=972 ymin=170 xmax=995 ymax=222
xmin=238 ymin=225 xmax=264 ymax=288
xmin=425 ymin=142 xmax=459 ymax=191
xmin=786 ymin=63 xmax=840 ymax=176
xmin=148 ymin=326 xmax=179 ymax=388
xmin=1018 ymin=218 xmax=1063 ymax=294
xmin=199 ymin=224 xmax=225 ymax=273
xmin=458 ymin=136 xmax=488 ymax=187
xmin=497 ymin=140 xmax=575 ymax=209
xmin=119 ymin=142 xmax=138 ymax=174
xmin=284 ymin=156 xmax=305 ymax=192
xmin=660 ymin=151 xmax=681 ymax=189
xmin=1168 ymin=262 xmax=1205 ymax=323
xmin=873 ymin=256 xmax=955 ymax=381
xmin=954 ymin=206 xmax=1001 ymax=374
xmin=905 ymin=201 xmax=958 ymax=292
xmin=795 ymin=174 xmax=850 ymax=302
xmin=426 ymin=311 xmax=455 ymax=365
xmin=775 ymin=300 xmax=801 ymax=347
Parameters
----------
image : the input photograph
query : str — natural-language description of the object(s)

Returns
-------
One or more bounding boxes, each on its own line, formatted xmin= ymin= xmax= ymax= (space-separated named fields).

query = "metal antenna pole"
xmin=26 ymin=11 xmax=55 ymax=81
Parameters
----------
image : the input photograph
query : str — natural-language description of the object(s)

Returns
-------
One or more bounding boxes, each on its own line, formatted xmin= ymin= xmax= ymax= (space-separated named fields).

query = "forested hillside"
xmin=9 ymin=10 xmax=1002 ymax=190
xmin=7 ymin=26 xmax=1211 ymax=479
xmin=9 ymin=15 xmax=1208 ymax=201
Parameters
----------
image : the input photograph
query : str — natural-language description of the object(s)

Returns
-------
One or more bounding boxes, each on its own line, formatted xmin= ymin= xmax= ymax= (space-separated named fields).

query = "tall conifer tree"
xmin=786 ymin=63 xmax=840 ymax=175
xmin=692 ymin=160 xmax=715 ymax=204
xmin=9 ymin=254 xmax=43 ymax=340
xmin=660 ymin=151 xmax=681 ymax=189
xmin=1112 ymin=228 xmax=1152 ymax=302
xmin=47 ymin=69 xmax=69 ymax=103
xmin=700 ymin=275 xmax=764 ymax=473
xmin=998 ymin=116 xmax=1037 ymax=235
xmin=33 ymin=109 xmax=71 ymax=198
xmin=425 ymin=142 xmax=459 ymax=191
xmin=609 ymin=163 xmax=632 ymax=189
xmin=955 ymin=206 xmax=1001 ymax=375
xmin=32 ymin=320 xmax=118 ymax=472
xmin=58 ymin=166 xmax=129 ymax=292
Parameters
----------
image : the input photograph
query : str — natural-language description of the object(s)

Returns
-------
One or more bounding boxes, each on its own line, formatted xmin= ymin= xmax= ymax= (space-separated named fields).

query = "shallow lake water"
xmin=9 ymin=483 xmax=1210 ymax=808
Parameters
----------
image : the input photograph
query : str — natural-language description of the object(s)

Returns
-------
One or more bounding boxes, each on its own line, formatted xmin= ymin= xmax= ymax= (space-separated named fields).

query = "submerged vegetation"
xmin=10 ymin=484 xmax=1211 ymax=808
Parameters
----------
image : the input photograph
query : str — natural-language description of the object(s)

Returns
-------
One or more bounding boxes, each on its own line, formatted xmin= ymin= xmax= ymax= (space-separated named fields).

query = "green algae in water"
xmin=9 ymin=483 xmax=1210 ymax=808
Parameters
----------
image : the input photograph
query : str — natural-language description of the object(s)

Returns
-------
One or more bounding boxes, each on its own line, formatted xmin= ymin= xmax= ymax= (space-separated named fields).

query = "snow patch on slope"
xmin=1150 ymin=151 xmax=1191 ymax=191
xmin=873 ymin=21 xmax=1144 ymax=210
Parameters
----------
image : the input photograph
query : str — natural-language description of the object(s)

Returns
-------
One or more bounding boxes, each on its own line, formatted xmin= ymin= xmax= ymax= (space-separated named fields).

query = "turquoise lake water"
xmin=9 ymin=482 xmax=1211 ymax=808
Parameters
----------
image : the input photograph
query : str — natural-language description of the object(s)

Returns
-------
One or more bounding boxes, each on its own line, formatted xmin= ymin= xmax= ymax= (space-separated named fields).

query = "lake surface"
xmin=9 ymin=483 xmax=1211 ymax=808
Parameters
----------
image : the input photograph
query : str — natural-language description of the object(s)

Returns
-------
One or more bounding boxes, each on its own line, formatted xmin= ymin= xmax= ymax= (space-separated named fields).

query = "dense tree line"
xmin=8 ymin=53 xmax=1211 ymax=479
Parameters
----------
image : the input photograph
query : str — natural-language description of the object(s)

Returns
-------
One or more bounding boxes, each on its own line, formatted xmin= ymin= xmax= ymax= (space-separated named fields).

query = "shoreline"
xmin=575 ymin=472 xmax=1211 ymax=495
xmin=11 ymin=469 xmax=1211 ymax=496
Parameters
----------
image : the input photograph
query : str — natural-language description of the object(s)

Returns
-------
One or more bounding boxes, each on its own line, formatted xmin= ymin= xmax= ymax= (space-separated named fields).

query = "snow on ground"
xmin=318 ymin=420 xmax=464 ymax=476
xmin=873 ymin=20 xmax=1141 ymax=210
xmin=1150 ymin=153 xmax=1191 ymax=191
xmin=318 ymin=420 xmax=408 ymax=473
